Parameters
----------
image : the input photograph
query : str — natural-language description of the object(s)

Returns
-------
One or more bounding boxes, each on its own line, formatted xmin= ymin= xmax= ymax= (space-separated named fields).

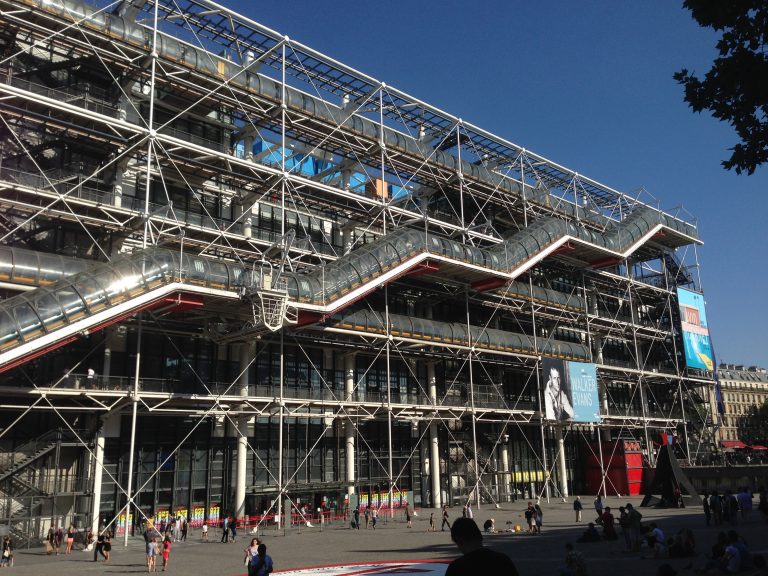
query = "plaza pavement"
xmin=8 ymin=496 xmax=768 ymax=575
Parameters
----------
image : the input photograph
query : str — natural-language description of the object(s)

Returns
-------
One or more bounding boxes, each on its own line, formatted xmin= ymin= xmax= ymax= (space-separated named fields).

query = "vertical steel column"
xmin=379 ymin=85 xmax=394 ymax=518
xmin=90 ymin=425 xmax=106 ymax=532
xmin=235 ymin=343 xmax=252 ymax=524
xmin=500 ymin=438 xmax=510 ymax=503
xmin=465 ymin=290 xmax=481 ymax=509
xmin=276 ymin=37 xmax=288 ymax=530
xmin=123 ymin=0 xmax=160 ymax=546
xmin=556 ymin=426 xmax=569 ymax=498
xmin=344 ymin=353 xmax=356 ymax=495
xmin=427 ymin=362 xmax=441 ymax=509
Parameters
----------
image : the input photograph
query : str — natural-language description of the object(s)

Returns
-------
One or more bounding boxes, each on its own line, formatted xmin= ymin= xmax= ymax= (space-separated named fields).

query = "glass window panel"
xmin=0 ymin=310 xmax=20 ymax=350
xmin=10 ymin=249 xmax=38 ymax=283
xmin=12 ymin=302 xmax=43 ymax=341
xmin=34 ymin=291 xmax=66 ymax=330
xmin=37 ymin=253 xmax=65 ymax=284
xmin=76 ymin=274 xmax=110 ymax=311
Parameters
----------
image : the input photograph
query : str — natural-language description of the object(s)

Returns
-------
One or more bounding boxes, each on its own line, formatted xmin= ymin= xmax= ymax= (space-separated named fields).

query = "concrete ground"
xmin=8 ymin=496 xmax=768 ymax=575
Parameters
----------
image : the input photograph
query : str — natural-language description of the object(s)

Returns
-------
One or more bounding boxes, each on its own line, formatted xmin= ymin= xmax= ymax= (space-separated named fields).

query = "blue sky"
xmin=232 ymin=0 xmax=768 ymax=368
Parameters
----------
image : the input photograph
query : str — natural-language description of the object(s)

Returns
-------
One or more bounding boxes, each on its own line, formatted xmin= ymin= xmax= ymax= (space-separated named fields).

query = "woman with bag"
xmin=244 ymin=538 xmax=261 ymax=574
xmin=1 ymin=536 xmax=13 ymax=567
xmin=146 ymin=536 xmax=157 ymax=572
xmin=46 ymin=527 xmax=54 ymax=555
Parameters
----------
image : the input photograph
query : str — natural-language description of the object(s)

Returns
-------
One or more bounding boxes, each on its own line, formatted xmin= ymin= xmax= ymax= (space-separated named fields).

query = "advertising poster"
xmin=359 ymin=493 xmax=369 ymax=509
xmin=207 ymin=504 xmax=221 ymax=526
xmin=153 ymin=509 xmax=170 ymax=527
xmin=677 ymin=288 xmax=714 ymax=371
xmin=190 ymin=506 xmax=206 ymax=527
xmin=115 ymin=512 xmax=133 ymax=537
xmin=543 ymin=358 xmax=601 ymax=423
xmin=542 ymin=358 xmax=572 ymax=421
xmin=567 ymin=361 xmax=601 ymax=423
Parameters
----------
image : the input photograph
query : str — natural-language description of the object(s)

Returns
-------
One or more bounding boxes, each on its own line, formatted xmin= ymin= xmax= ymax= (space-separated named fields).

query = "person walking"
xmin=441 ymin=505 xmax=450 ymax=531
xmin=161 ymin=535 xmax=171 ymax=571
xmin=573 ymin=496 xmax=583 ymax=522
xmin=248 ymin=543 xmax=274 ymax=576
xmin=54 ymin=526 xmax=63 ymax=556
xmin=93 ymin=531 xmax=105 ymax=562
xmin=405 ymin=505 xmax=412 ymax=528
xmin=428 ymin=512 xmax=435 ymax=532
xmin=1 ymin=536 xmax=13 ymax=568
xmin=220 ymin=517 xmax=229 ymax=543
xmin=146 ymin=537 xmax=157 ymax=573
xmin=534 ymin=501 xmax=544 ymax=534
xmin=102 ymin=530 xmax=112 ymax=563
xmin=180 ymin=516 xmax=188 ymax=542
xmin=230 ymin=516 xmax=237 ymax=542
xmin=352 ymin=507 xmax=360 ymax=530
xmin=364 ymin=505 xmax=370 ymax=529
xmin=201 ymin=520 xmax=209 ymax=542
xmin=244 ymin=538 xmax=261 ymax=575
xmin=65 ymin=525 xmax=75 ymax=554
xmin=593 ymin=495 xmax=603 ymax=520
xmin=371 ymin=506 xmax=378 ymax=529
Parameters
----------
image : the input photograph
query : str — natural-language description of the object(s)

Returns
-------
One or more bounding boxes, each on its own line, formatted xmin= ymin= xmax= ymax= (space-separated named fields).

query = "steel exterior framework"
xmin=0 ymin=0 xmax=713 ymax=544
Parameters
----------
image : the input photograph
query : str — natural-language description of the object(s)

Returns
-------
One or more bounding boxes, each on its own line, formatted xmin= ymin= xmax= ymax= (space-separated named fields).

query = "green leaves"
xmin=675 ymin=0 xmax=768 ymax=174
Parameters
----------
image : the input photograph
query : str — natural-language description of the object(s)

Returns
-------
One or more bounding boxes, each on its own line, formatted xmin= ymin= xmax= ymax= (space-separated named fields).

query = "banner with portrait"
xmin=542 ymin=358 xmax=600 ymax=423
xmin=567 ymin=361 xmax=600 ymax=422
xmin=677 ymin=288 xmax=713 ymax=371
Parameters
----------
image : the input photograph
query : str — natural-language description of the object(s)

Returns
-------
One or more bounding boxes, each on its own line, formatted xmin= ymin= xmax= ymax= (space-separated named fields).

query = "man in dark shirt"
xmin=445 ymin=517 xmax=519 ymax=576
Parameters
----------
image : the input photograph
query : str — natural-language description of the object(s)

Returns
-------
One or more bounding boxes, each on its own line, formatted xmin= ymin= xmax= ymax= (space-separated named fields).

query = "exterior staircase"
xmin=0 ymin=429 xmax=88 ymax=548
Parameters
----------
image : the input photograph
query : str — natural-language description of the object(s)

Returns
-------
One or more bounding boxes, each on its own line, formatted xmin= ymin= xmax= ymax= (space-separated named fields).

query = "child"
xmin=428 ymin=512 xmax=435 ymax=532
xmin=201 ymin=521 xmax=208 ymax=542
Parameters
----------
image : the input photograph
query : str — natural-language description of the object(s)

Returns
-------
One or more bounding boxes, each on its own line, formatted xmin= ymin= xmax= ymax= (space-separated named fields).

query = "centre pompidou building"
xmin=0 ymin=0 xmax=715 ymax=543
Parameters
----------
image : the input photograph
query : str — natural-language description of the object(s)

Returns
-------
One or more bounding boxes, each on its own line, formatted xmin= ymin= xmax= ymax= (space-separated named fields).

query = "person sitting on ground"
xmin=576 ymin=522 xmax=600 ymax=543
xmin=656 ymin=564 xmax=677 ymax=576
xmin=649 ymin=522 xmax=666 ymax=546
xmin=668 ymin=528 xmax=696 ymax=558
xmin=727 ymin=530 xmax=753 ymax=572
xmin=560 ymin=542 xmax=588 ymax=576
xmin=483 ymin=518 xmax=495 ymax=533
xmin=752 ymin=554 xmax=768 ymax=576
xmin=642 ymin=533 xmax=668 ymax=560
xmin=445 ymin=518 xmax=519 ymax=576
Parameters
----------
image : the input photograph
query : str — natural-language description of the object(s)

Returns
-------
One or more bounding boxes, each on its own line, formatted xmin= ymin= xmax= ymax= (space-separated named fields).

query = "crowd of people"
xmin=13 ymin=487 xmax=768 ymax=574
